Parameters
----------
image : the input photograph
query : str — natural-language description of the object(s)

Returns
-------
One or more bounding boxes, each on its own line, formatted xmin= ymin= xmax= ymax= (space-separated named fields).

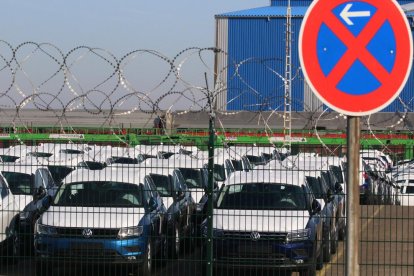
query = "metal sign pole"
xmin=346 ymin=116 xmax=360 ymax=276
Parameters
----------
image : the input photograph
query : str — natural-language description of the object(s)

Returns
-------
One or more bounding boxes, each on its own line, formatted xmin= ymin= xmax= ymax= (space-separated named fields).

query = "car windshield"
xmin=0 ymin=155 xmax=20 ymax=162
xmin=231 ymin=160 xmax=243 ymax=171
xmin=2 ymin=172 xmax=32 ymax=195
xmin=48 ymin=165 xmax=74 ymax=184
xmin=178 ymin=168 xmax=203 ymax=189
xmin=108 ymin=157 xmax=138 ymax=165
xmin=53 ymin=181 xmax=143 ymax=207
xmin=246 ymin=155 xmax=265 ymax=165
xmin=216 ymin=183 xmax=307 ymax=210
xmin=149 ymin=174 xmax=172 ymax=197
xmin=27 ymin=152 xmax=53 ymax=158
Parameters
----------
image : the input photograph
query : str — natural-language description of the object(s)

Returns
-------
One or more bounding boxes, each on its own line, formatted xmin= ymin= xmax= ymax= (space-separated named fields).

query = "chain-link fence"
xmin=0 ymin=43 xmax=414 ymax=276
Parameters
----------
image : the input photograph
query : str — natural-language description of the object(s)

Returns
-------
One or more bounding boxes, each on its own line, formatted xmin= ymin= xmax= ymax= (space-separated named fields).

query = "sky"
xmin=0 ymin=0 xmax=270 ymax=111
xmin=0 ymin=0 xmax=269 ymax=55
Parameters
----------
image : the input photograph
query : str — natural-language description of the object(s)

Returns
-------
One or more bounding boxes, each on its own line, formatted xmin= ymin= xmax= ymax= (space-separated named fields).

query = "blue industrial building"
xmin=215 ymin=0 xmax=414 ymax=112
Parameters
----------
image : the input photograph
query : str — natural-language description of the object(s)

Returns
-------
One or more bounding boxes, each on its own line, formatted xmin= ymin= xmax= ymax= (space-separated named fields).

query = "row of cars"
xmin=0 ymin=142 xmax=349 ymax=276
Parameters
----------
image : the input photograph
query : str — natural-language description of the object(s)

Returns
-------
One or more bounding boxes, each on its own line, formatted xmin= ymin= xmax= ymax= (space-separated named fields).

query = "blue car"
xmin=34 ymin=167 xmax=166 ymax=276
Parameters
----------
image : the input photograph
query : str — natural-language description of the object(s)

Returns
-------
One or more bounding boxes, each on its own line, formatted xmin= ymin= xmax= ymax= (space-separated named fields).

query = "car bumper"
xmin=212 ymin=239 xmax=315 ymax=270
xmin=34 ymin=235 xmax=147 ymax=264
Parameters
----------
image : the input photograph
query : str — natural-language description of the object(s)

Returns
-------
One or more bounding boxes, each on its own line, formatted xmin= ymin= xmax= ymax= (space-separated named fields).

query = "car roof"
xmin=62 ymin=167 xmax=144 ymax=185
xmin=143 ymin=157 xmax=204 ymax=169
xmin=225 ymin=169 xmax=307 ymax=186
xmin=0 ymin=163 xmax=48 ymax=175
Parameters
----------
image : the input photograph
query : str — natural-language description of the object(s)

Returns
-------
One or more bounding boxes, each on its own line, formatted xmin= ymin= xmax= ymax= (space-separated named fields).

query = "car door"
xmin=35 ymin=168 xmax=56 ymax=196
xmin=0 ymin=174 xmax=16 ymax=244
xmin=172 ymin=170 xmax=192 ymax=230
xmin=143 ymin=178 xmax=163 ymax=236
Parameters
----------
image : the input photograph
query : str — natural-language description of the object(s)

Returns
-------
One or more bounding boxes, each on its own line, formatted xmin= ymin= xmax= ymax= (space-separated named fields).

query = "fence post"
xmin=206 ymin=111 xmax=215 ymax=276
xmin=346 ymin=116 xmax=360 ymax=275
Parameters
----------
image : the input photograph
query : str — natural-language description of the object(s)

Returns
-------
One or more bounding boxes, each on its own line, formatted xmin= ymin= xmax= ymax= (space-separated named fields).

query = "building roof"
xmin=215 ymin=6 xmax=308 ymax=18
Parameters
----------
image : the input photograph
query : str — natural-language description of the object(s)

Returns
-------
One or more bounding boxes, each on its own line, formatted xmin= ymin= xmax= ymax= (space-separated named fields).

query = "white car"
xmin=207 ymin=169 xmax=324 ymax=275
xmin=0 ymin=171 xmax=19 ymax=249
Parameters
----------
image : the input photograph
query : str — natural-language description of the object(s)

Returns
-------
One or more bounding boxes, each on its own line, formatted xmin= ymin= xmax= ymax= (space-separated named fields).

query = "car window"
xmin=178 ymin=168 xmax=203 ymax=189
xmin=53 ymin=181 xmax=142 ymax=207
xmin=149 ymin=174 xmax=172 ymax=197
xmin=213 ymin=164 xmax=226 ymax=182
xmin=216 ymin=183 xmax=307 ymax=210
xmin=0 ymin=176 xmax=9 ymax=199
xmin=405 ymin=186 xmax=414 ymax=194
xmin=2 ymin=172 xmax=32 ymax=195
xmin=330 ymin=165 xmax=344 ymax=184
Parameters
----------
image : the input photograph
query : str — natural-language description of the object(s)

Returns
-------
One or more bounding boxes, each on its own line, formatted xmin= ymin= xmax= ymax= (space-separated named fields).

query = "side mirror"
xmin=311 ymin=199 xmax=321 ymax=215
xmin=147 ymin=197 xmax=157 ymax=211
xmin=335 ymin=182 xmax=343 ymax=193
xmin=33 ymin=186 xmax=46 ymax=201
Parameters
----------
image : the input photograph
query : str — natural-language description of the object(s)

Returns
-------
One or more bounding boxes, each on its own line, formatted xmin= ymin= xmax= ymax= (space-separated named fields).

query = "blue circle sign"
xmin=299 ymin=0 xmax=413 ymax=116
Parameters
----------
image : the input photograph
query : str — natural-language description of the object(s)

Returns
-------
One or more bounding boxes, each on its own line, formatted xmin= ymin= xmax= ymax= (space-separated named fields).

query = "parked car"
xmin=203 ymin=170 xmax=324 ymax=275
xmin=0 ymin=171 xmax=19 ymax=260
xmin=141 ymin=163 xmax=196 ymax=258
xmin=34 ymin=167 xmax=166 ymax=275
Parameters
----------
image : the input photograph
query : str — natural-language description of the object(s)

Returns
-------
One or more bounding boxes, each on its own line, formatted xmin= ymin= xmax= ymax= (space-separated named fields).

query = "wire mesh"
xmin=0 ymin=43 xmax=413 ymax=276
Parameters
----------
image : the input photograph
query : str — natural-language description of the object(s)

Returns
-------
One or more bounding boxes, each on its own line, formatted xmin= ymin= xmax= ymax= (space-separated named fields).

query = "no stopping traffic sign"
xmin=299 ymin=0 xmax=413 ymax=116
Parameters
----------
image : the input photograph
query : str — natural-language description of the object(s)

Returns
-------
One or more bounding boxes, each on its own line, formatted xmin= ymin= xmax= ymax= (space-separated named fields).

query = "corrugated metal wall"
xmin=216 ymin=18 xmax=229 ymax=111
xmin=225 ymin=17 xmax=305 ymax=111
xmin=271 ymin=0 xmax=312 ymax=6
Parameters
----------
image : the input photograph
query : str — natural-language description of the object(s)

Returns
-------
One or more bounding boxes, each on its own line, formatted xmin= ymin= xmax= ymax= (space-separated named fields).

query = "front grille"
xmin=56 ymin=227 xmax=119 ymax=238
xmin=222 ymin=231 xmax=287 ymax=242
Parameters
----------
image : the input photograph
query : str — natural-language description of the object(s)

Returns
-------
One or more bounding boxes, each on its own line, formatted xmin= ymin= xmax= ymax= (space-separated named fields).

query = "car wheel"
xmin=323 ymin=230 xmax=331 ymax=263
xmin=168 ymin=224 xmax=181 ymax=258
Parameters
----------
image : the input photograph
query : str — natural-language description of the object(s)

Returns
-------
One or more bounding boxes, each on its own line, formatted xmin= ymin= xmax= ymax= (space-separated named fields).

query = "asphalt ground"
xmin=1 ymin=205 xmax=413 ymax=276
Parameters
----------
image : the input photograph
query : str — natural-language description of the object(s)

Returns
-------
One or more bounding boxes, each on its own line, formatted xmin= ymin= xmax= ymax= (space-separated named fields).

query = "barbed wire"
xmin=0 ymin=41 xmax=413 ymax=157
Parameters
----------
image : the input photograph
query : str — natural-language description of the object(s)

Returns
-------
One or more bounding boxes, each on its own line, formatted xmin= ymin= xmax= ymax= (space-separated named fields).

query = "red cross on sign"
xmin=299 ymin=0 xmax=413 ymax=116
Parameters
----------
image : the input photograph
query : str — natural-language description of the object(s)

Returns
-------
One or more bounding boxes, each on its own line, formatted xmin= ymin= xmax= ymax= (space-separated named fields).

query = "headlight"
xmin=118 ymin=226 xmax=143 ymax=239
xmin=35 ymin=222 xmax=57 ymax=236
xmin=286 ymin=229 xmax=311 ymax=242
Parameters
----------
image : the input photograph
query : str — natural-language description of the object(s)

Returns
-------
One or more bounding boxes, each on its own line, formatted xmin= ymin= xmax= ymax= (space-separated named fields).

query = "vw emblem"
xmin=250 ymin=231 xmax=260 ymax=241
xmin=82 ymin=228 xmax=93 ymax=238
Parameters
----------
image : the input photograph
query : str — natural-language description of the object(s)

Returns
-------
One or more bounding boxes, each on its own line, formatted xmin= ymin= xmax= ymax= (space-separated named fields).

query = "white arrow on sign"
xmin=340 ymin=3 xmax=371 ymax=26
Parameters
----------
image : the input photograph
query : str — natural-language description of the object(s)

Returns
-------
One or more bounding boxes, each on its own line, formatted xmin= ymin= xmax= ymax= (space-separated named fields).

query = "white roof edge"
xmin=401 ymin=3 xmax=414 ymax=12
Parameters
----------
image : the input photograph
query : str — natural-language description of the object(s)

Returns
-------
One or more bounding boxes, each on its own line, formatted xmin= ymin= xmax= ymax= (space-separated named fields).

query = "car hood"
xmin=41 ymin=206 xmax=144 ymax=228
xmin=213 ymin=209 xmax=309 ymax=232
